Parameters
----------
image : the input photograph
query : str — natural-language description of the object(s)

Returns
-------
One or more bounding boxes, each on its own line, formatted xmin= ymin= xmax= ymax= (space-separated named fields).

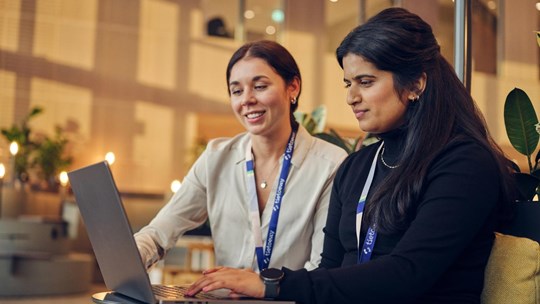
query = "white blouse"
xmin=135 ymin=126 xmax=347 ymax=272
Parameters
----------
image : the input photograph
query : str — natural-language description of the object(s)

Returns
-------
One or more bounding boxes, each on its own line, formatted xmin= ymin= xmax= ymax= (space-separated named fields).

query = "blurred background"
xmin=1 ymin=0 xmax=538 ymax=195
xmin=0 ymin=0 xmax=539 ymax=296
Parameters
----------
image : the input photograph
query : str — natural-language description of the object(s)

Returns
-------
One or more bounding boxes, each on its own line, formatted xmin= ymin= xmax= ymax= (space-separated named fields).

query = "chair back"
xmin=481 ymin=202 xmax=540 ymax=304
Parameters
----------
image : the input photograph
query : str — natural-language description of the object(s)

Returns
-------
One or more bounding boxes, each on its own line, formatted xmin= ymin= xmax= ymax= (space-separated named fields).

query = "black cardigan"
xmin=277 ymin=132 xmax=501 ymax=304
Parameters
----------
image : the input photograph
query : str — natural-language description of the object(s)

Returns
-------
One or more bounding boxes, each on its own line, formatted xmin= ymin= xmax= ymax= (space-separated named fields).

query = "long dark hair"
xmin=336 ymin=8 xmax=514 ymax=233
xmin=226 ymin=40 xmax=301 ymax=128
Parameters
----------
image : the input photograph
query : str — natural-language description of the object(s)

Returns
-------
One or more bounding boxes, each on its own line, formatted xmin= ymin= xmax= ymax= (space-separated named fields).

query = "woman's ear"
xmin=288 ymin=77 xmax=301 ymax=99
xmin=407 ymin=72 xmax=427 ymax=100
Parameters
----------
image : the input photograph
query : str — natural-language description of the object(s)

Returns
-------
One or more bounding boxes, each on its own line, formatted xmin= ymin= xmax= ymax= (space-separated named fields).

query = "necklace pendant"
xmin=260 ymin=181 xmax=267 ymax=189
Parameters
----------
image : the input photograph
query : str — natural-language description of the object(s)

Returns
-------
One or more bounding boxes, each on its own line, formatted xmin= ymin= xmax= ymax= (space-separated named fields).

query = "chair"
xmin=161 ymin=236 xmax=215 ymax=285
xmin=481 ymin=202 xmax=540 ymax=304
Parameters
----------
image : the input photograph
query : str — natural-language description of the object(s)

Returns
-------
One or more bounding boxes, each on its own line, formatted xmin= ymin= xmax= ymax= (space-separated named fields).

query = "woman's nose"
xmin=241 ymin=90 xmax=256 ymax=106
xmin=346 ymin=88 xmax=361 ymax=105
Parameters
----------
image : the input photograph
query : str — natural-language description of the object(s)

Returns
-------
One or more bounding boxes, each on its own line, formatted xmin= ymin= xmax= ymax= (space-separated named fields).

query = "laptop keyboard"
xmin=152 ymin=285 xmax=224 ymax=300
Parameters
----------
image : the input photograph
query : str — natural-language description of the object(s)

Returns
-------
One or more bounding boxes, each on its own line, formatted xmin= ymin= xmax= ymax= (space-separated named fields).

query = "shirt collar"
xmin=233 ymin=125 xmax=312 ymax=169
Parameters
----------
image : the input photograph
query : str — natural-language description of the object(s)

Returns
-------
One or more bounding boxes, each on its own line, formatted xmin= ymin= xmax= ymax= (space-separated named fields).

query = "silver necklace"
xmin=259 ymin=161 xmax=280 ymax=189
xmin=380 ymin=146 xmax=400 ymax=169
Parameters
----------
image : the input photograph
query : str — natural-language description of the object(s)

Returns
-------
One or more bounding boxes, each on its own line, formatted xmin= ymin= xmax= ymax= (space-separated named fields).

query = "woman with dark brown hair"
xmin=135 ymin=40 xmax=346 ymax=274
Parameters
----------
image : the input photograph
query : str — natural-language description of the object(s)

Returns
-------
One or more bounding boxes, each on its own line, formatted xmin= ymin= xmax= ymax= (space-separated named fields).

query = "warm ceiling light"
xmin=244 ymin=10 xmax=255 ymax=19
xmin=266 ymin=25 xmax=276 ymax=35
xmin=0 ymin=163 xmax=5 ymax=179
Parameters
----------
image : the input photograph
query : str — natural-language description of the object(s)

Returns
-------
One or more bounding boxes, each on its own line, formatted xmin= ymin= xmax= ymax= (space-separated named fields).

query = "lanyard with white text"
xmin=245 ymin=126 xmax=297 ymax=271
xmin=356 ymin=142 xmax=384 ymax=264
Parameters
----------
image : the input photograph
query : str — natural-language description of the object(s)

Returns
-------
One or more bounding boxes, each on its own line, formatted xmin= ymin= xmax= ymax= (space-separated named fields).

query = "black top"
xmin=277 ymin=130 xmax=501 ymax=304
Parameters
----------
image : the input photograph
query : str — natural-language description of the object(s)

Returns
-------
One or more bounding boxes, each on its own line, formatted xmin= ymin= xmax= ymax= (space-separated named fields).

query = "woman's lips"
xmin=245 ymin=111 xmax=265 ymax=122
xmin=353 ymin=109 xmax=367 ymax=119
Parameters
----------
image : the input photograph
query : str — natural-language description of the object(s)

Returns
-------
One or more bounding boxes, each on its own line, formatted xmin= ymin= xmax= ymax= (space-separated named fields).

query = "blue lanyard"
xmin=245 ymin=126 xmax=297 ymax=271
xmin=356 ymin=143 xmax=384 ymax=264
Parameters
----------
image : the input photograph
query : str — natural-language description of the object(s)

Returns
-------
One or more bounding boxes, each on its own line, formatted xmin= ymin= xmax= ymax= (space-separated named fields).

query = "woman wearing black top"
xmin=187 ymin=7 xmax=515 ymax=304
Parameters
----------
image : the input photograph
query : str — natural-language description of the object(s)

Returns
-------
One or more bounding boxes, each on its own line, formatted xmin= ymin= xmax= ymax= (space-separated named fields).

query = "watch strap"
xmin=264 ymin=280 xmax=280 ymax=298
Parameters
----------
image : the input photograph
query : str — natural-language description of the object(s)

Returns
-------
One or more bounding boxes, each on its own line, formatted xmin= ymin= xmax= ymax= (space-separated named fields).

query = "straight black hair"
xmin=336 ymin=8 xmax=514 ymax=233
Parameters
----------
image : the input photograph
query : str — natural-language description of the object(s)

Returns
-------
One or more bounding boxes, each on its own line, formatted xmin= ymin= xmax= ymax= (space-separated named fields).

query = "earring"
xmin=291 ymin=97 xmax=297 ymax=104
xmin=409 ymin=95 xmax=420 ymax=102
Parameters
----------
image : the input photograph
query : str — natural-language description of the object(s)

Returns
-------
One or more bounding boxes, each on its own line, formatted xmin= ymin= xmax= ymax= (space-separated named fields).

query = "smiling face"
xmin=342 ymin=54 xmax=410 ymax=134
xmin=229 ymin=57 xmax=298 ymax=138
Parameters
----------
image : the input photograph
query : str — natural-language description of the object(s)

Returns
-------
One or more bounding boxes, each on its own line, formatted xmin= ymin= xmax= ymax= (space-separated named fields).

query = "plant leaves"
xmin=504 ymin=88 xmax=539 ymax=157
xmin=310 ymin=105 xmax=327 ymax=134
xmin=314 ymin=132 xmax=351 ymax=154
xmin=304 ymin=117 xmax=317 ymax=134
xmin=293 ymin=112 xmax=306 ymax=125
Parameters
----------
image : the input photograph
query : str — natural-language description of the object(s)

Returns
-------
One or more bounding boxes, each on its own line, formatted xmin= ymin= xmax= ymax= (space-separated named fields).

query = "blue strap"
xmin=246 ymin=126 xmax=297 ymax=271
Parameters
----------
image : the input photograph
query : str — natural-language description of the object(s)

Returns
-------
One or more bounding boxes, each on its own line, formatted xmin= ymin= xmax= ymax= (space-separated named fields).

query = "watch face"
xmin=261 ymin=268 xmax=284 ymax=280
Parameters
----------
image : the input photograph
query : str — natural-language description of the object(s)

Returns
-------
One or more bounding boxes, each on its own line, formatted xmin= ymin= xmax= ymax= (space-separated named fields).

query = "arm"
xmin=134 ymin=150 xmax=210 ymax=269
xmin=303 ymin=136 xmax=348 ymax=270
xmin=278 ymin=142 xmax=501 ymax=303
xmin=304 ymin=172 xmax=338 ymax=270
xmin=319 ymin=165 xmax=346 ymax=269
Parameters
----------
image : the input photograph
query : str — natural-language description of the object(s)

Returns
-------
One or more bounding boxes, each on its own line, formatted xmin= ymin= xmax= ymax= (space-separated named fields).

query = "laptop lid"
xmin=68 ymin=161 xmax=157 ymax=304
xmin=69 ymin=162 xmax=296 ymax=304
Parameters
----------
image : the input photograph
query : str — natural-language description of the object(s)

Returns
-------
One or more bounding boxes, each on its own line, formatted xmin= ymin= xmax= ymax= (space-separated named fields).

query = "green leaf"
xmin=314 ymin=132 xmax=351 ymax=154
xmin=310 ymin=105 xmax=327 ymax=133
xmin=293 ymin=112 xmax=306 ymax=125
xmin=329 ymin=128 xmax=346 ymax=143
xmin=304 ymin=117 xmax=317 ymax=134
xmin=504 ymin=88 xmax=539 ymax=158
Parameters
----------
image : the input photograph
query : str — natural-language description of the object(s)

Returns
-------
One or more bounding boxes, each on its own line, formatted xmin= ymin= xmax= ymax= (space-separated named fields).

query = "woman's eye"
xmin=230 ymin=89 xmax=242 ymax=95
xmin=254 ymin=84 xmax=267 ymax=90
xmin=360 ymin=80 xmax=373 ymax=86
xmin=344 ymin=82 xmax=351 ymax=89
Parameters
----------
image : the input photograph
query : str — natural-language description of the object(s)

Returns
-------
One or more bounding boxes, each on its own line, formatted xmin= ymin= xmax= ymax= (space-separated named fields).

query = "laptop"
xmin=68 ymin=161 xmax=294 ymax=304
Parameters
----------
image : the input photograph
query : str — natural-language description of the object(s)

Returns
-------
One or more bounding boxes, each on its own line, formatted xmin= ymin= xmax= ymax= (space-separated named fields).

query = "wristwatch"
xmin=260 ymin=268 xmax=284 ymax=299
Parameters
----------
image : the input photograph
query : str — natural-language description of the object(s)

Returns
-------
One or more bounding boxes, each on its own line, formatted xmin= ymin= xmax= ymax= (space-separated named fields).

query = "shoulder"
xmin=202 ymin=132 xmax=248 ymax=163
xmin=295 ymin=126 xmax=348 ymax=167
xmin=437 ymin=137 xmax=495 ymax=165
xmin=333 ymin=141 xmax=381 ymax=180
xmin=342 ymin=141 xmax=381 ymax=168
xmin=429 ymin=137 xmax=499 ymax=178
xmin=205 ymin=132 xmax=249 ymax=153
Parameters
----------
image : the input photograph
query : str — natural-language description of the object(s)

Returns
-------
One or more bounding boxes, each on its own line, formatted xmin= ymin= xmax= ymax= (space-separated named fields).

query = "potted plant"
xmin=498 ymin=32 xmax=540 ymax=241
xmin=32 ymin=126 xmax=73 ymax=191
xmin=1 ymin=106 xmax=73 ymax=191
xmin=503 ymin=31 xmax=540 ymax=201
xmin=1 ymin=107 xmax=43 ymax=183
xmin=504 ymin=88 xmax=540 ymax=201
